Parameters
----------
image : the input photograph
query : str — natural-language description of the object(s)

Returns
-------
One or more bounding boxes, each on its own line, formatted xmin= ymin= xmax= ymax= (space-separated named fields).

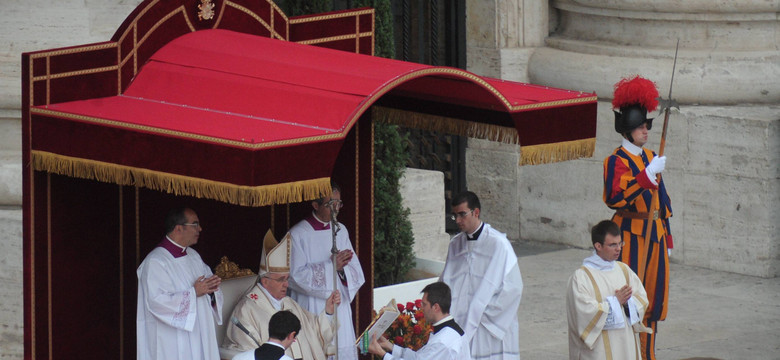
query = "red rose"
xmin=415 ymin=299 xmax=423 ymax=308
xmin=397 ymin=304 xmax=405 ymax=312
xmin=394 ymin=336 xmax=404 ymax=344
xmin=413 ymin=325 xmax=422 ymax=334
xmin=406 ymin=302 xmax=415 ymax=311
xmin=414 ymin=312 xmax=424 ymax=320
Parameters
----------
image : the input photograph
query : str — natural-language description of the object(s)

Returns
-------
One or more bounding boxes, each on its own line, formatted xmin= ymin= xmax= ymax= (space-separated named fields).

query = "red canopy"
xmin=30 ymin=29 xmax=595 ymax=207
xmin=22 ymin=3 xmax=597 ymax=359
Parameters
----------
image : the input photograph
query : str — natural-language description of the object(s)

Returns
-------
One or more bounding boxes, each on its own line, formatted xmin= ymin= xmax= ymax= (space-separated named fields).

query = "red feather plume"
xmin=612 ymin=76 xmax=659 ymax=112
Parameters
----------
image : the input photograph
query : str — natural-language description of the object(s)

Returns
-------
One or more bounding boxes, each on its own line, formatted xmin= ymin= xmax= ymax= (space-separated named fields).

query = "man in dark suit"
xmin=233 ymin=311 xmax=301 ymax=360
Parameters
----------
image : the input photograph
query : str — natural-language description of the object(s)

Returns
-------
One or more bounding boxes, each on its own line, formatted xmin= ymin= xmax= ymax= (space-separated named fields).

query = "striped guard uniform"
xmin=603 ymin=142 xmax=673 ymax=360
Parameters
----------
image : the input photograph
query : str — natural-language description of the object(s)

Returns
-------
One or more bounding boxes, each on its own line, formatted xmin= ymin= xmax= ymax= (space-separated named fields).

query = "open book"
xmin=355 ymin=299 xmax=400 ymax=353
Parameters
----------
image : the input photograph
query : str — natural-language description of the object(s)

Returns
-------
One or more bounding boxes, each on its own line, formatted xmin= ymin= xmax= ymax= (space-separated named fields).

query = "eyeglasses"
xmin=605 ymin=241 xmax=625 ymax=249
xmin=449 ymin=210 xmax=473 ymax=221
xmin=180 ymin=222 xmax=201 ymax=228
xmin=325 ymin=199 xmax=344 ymax=210
xmin=266 ymin=275 xmax=289 ymax=283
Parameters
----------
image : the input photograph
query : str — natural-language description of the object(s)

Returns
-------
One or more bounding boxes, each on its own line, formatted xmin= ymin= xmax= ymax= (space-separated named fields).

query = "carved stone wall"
xmin=466 ymin=138 xmax=521 ymax=240
xmin=532 ymin=0 xmax=780 ymax=104
xmin=399 ymin=168 xmax=451 ymax=262
xmin=466 ymin=0 xmax=548 ymax=82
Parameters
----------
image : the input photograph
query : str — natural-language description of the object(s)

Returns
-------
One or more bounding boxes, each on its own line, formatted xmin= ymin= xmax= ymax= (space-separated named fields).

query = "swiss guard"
xmin=602 ymin=76 xmax=673 ymax=360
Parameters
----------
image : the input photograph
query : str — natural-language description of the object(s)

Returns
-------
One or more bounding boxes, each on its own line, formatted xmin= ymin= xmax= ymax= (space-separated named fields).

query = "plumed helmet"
xmin=612 ymin=76 xmax=659 ymax=134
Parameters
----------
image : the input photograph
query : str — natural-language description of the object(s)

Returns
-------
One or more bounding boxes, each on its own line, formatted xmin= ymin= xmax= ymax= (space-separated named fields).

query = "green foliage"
xmin=356 ymin=0 xmax=410 ymax=286
xmin=353 ymin=0 xmax=395 ymax=59
xmin=352 ymin=0 xmax=413 ymax=286
xmin=282 ymin=0 xmax=332 ymax=16
xmin=373 ymin=121 xmax=416 ymax=286
xmin=282 ymin=0 xmax=409 ymax=286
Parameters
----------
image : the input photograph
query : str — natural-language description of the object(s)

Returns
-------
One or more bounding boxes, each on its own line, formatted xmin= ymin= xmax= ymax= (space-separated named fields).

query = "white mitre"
xmin=258 ymin=229 xmax=291 ymax=276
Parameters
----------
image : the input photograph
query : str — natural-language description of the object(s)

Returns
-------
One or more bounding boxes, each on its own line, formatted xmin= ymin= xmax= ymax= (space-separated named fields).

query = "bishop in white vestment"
xmin=137 ymin=208 xmax=224 ymax=360
xmin=440 ymin=192 xmax=523 ymax=360
xmin=289 ymin=187 xmax=365 ymax=360
xmin=567 ymin=220 xmax=651 ymax=360
xmin=224 ymin=231 xmax=339 ymax=360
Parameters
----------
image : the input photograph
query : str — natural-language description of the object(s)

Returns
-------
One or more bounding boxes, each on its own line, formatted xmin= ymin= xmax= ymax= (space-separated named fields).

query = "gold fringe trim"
xmin=373 ymin=106 xmax=595 ymax=165
xmin=520 ymin=138 xmax=595 ymax=166
xmin=373 ymin=106 xmax=520 ymax=144
xmin=31 ymin=150 xmax=331 ymax=207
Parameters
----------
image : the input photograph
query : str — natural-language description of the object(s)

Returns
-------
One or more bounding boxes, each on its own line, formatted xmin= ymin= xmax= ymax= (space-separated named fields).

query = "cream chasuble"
xmin=566 ymin=253 xmax=651 ymax=360
xmin=223 ymin=283 xmax=336 ymax=359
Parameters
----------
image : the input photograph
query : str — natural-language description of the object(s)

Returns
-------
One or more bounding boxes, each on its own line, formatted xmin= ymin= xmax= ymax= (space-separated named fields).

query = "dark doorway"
xmin=391 ymin=0 xmax=468 ymax=232
xmin=304 ymin=0 xmax=468 ymax=232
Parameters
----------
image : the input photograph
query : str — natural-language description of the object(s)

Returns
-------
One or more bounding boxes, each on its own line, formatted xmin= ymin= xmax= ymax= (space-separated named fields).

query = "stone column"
xmin=530 ymin=0 xmax=780 ymax=104
xmin=467 ymin=0 xmax=548 ymax=82
xmin=517 ymin=0 xmax=779 ymax=277
xmin=465 ymin=0 xmax=542 ymax=240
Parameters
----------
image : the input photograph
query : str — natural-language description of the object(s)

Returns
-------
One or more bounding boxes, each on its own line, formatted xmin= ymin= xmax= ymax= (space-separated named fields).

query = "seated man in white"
xmin=367 ymin=282 xmax=471 ymax=360
xmin=223 ymin=230 xmax=340 ymax=360
xmin=233 ymin=310 xmax=300 ymax=360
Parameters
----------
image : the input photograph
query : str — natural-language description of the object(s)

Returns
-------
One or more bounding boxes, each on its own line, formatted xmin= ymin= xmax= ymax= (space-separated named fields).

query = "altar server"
xmin=233 ymin=311 xmax=301 ymax=360
xmin=367 ymin=282 xmax=471 ymax=360
xmin=440 ymin=191 xmax=523 ymax=360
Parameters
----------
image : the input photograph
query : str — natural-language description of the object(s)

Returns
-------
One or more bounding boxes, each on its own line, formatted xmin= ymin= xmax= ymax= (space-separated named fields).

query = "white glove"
xmin=645 ymin=155 xmax=666 ymax=178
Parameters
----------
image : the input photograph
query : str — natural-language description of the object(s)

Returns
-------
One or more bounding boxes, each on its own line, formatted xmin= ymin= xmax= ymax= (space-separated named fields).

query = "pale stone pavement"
xmin=2 ymin=211 xmax=779 ymax=359
xmin=512 ymin=240 xmax=780 ymax=360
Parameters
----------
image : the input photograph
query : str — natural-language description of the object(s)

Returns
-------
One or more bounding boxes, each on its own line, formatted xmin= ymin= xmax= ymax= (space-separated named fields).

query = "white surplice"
xmin=440 ymin=223 xmax=523 ymax=360
xmin=288 ymin=216 xmax=366 ymax=360
xmin=381 ymin=316 xmax=471 ymax=360
xmin=566 ymin=252 xmax=651 ymax=360
xmin=223 ymin=283 xmax=336 ymax=359
xmin=136 ymin=245 xmax=224 ymax=360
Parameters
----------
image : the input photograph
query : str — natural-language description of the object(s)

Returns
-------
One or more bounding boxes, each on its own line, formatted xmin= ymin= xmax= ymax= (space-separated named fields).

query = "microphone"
xmin=231 ymin=316 xmax=261 ymax=348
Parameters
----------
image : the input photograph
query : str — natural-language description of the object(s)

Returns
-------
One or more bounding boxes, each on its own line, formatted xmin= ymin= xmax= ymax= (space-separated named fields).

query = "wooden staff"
xmin=641 ymin=39 xmax=679 ymax=279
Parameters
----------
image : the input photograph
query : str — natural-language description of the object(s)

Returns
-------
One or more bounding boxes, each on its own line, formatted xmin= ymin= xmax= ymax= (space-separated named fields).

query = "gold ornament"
xmin=214 ymin=256 xmax=255 ymax=280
